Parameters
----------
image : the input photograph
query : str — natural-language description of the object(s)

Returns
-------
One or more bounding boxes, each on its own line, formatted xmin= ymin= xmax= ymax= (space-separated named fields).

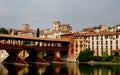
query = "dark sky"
xmin=0 ymin=0 xmax=120 ymax=31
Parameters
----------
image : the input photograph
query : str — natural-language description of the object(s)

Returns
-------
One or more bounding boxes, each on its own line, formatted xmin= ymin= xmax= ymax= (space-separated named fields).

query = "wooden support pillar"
xmin=14 ymin=50 xmax=28 ymax=65
xmin=36 ymin=55 xmax=48 ymax=63
xmin=15 ymin=55 xmax=28 ymax=65
xmin=4 ymin=50 xmax=28 ymax=65
xmin=25 ymin=49 xmax=48 ymax=64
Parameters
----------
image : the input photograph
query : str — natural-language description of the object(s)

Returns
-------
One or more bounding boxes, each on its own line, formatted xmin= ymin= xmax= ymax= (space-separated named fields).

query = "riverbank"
xmin=79 ymin=61 xmax=120 ymax=65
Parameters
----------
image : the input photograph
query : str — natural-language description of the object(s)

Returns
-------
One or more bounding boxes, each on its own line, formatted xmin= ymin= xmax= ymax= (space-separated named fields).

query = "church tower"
xmin=53 ymin=20 xmax=60 ymax=31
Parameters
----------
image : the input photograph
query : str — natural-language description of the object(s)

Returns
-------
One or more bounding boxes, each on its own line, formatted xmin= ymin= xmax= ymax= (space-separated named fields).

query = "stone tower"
xmin=21 ymin=24 xmax=30 ymax=32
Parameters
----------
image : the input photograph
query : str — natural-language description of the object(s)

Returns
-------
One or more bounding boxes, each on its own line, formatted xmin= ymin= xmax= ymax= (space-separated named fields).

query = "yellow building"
xmin=73 ymin=33 xmax=87 ymax=59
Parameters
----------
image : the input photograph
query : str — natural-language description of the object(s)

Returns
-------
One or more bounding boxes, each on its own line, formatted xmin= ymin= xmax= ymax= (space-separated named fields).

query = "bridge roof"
xmin=0 ymin=34 xmax=70 ymax=42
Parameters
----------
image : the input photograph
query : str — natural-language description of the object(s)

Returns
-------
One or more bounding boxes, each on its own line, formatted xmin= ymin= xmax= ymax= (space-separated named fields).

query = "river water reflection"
xmin=0 ymin=63 xmax=120 ymax=75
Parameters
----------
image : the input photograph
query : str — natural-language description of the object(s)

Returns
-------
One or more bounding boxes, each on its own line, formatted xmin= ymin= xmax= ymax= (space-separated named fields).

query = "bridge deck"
xmin=0 ymin=34 xmax=70 ymax=42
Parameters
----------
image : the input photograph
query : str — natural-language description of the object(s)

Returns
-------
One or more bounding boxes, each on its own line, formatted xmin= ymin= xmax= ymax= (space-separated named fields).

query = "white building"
xmin=85 ymin=32 xmax=120 ymax=56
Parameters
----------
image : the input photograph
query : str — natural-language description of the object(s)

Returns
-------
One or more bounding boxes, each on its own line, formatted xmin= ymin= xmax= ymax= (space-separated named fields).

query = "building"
xmin=73 ymin=31 xmax=120 ymax=58
xmin=82 ymin=24 xmax=108 ymax=33
xmin=10 ymin=24 xmax=36 ymax=37
xmin=53 ymin=20 xmax=72 ymax=31
xmin=115 ymin=24 xmax=120 ymax=32
xmin=40 ymin=20 xmax=73 ymax=38
xmin=62 ymin=25 xmax=120 ymax=59
xmin=73 ymin=33 xmax=87 ymax=58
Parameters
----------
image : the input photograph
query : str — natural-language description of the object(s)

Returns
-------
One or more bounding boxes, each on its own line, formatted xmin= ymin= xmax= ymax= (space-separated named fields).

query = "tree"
xmin=36 ymin=28 xmax=40 ymax=37
xmin=0 ymin=28 xmax=9 ymax=34
xmin=39 ymin=51 xmax=46 ymax=58
xmin=14 ymin=31 xmax=18 ymax=35
xmin=77 ymin=48 xmax=94 ymax=62
xmin=102 ymin=52 xmax=110 ymax=61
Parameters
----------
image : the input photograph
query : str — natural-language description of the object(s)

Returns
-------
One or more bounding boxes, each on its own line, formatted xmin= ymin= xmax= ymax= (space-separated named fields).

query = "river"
xmin=0 ymin=62 xmax=120 ymax=75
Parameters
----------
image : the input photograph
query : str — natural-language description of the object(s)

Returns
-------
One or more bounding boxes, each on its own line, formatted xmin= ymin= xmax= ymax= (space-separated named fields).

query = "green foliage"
xmin=102 ymin=52 xmax=110 ymax=62
xmin=39 ymin=51 xmax=46 ymax=58
xmin=14 ymin=31 xmax=18 ymax=35
xmin=77 ymin=49 xmax=94 ymax=62
xmin=0 ymin=28 xmax=9 ymax=34
xmin=111 ymin=56 xmax=120 ymax=63
xmin=93 ymin=56 xmax=102 ymax=62
xmin=78 ymin=49 xmax=120 ymax=63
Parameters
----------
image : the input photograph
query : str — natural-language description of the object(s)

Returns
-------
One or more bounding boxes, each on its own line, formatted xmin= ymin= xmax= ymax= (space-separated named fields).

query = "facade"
xmin=86 ymin=32 xmax=120 ymax=56
xmin=73 ymin=33 xmax=86 ymax=58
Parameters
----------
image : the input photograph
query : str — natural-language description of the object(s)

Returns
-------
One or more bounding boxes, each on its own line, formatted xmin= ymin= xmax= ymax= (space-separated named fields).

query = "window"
xmin=101 ymin=49 xmax=103 ymax=53
xmin=79 ymin=36 xmax=82 ymax=39
xmin=106 ymin=46 xmax=108 ymax=49
xmin=101 ymin=41 xmax=103 ymax=45
xmin=92 ymin=46 xmax=94 ymax=50
xmin=105 ymin=35 xmax=108 ymax=39
xmin=116 ymin=45 xmax=118 ymax=49
xmin=96 ymin=36 xmax=98 ymax=40
xmin=97 ymin=41 xmax=99 ymax=45
xmin=92 ymin=41 xmax=94 ymax=45
xmin=101 ymin=46 xmax=103 ymax=50
xmin=88 ymin=45 xmax=90 ymax=48
xmin=101 ymin=36 xmax=103 ymax=40
xmin=110 ymin=46 xmax=112 ymax=50
xmin=76 ymin=49 xmax=78 ymax=52
xmin=110 ymin=41 xmax=112 ymax=45
xmin=97 ymin=49 xmax=99 ymax=56
xmin=106 ymin=41 xmax=108 ymax=45
xmin=97 ymin=46 xmax=98 ymax=50
xmin=80 ymin=45 xmax=82 ymax=47
xmin=116 ymin=35 xmax=119 ymax=39
xmin=80 ymin=41 xmax=82 ymax=44
xmin=109 ymin=36 xmax=113 ymax=39
xmin=116 ymin=40 xmax=118 ymax=44
xmin=92 ymin=36 xmax=94 ymax=40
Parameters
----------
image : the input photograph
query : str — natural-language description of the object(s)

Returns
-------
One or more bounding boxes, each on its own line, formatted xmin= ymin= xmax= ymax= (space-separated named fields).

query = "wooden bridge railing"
xmin=0 ymin=43 xmax=69 ymax=51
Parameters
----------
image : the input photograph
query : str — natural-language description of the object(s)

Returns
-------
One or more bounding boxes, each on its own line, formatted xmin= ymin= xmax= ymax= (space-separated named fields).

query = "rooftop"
xmin=74 ymin=32 xmax=120 ymax=37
